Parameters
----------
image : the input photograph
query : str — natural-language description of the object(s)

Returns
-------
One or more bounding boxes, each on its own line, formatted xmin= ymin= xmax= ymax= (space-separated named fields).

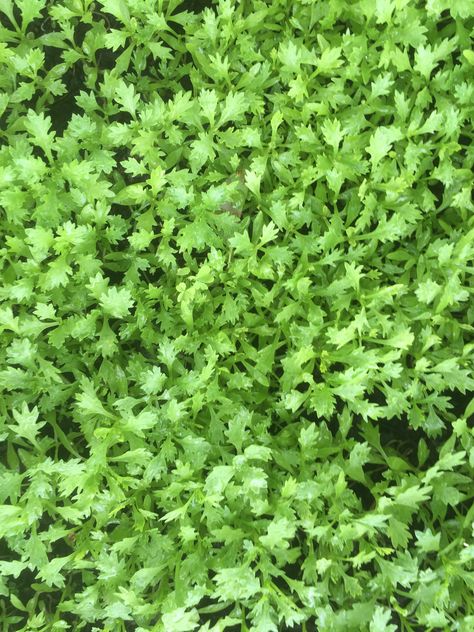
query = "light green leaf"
xmin=367 ymin=126 xmax=403 ymax=167
xmin=99 ymin=0 xmax=130 ymax=24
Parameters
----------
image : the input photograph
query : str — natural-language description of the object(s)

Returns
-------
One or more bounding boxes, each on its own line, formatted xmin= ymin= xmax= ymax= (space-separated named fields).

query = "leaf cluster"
xmin=0 ymin=0 xmax=474 ymax=630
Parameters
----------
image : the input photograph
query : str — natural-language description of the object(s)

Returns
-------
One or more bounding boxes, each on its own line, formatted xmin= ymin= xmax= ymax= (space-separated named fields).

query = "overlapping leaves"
xmin=0 ymin=0 xmax=473 ymax=630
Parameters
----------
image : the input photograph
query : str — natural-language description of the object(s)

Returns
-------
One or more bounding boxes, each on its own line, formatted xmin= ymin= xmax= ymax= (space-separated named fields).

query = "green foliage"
xmin=0 ymin=0 xmax=474 ymax=630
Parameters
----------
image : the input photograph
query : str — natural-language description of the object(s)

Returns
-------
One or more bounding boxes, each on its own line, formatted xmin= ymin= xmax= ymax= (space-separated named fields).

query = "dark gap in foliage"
xmin=106 ymin=239 xmax=130 ymax=255
xmin=6 ymin=567 xmax=38 ymax=605
xmin=37 ymin=15 xmax=56 ymax=37
xmin=0 ymin=533 xmax=14 ymax=563
xmin=446 ymin=389 xmax=473 ymax=423
xmin=282 ymin=618 xmax=317 ymax=632
xmin=282 ymin=557 xmax=303 ymax=583
xmin=0 ymin=109 xmax=12 ymax=134
xmin=50 ymin=532 xmax=78 ymax=559
xmin=141 ymin=53 xmax=161 ymax=79
xmin=354 ymin=459 xmax=386 ymax=490
xmin=347 ymin=412 xmax=436 ymax=471
xmin=195 ymin=596 xmax=236 ymax=627
xmin=219 ymin=121 xmax=237 ymax=135
xmin=273 ymin=363 xmax=284 ymax=380
xmin=258 ymin=278 xmax=274 ymax=291
xmin=348 ymin=480 xmax=375 ymax=510
xmin=329 ymin=361 xmax=345 ymax=374
xmin=103 ymin=268 xmax=126 ymax=285
xmin=43 ymin=44 xmax=85 ymax=135
xmin=180 ymin=0 xmax=216 ymax=14
xmin=96 ymin=47 xmax=121 ymax=71
xmin=314 ymin=399 xmax=344 ymax=437
xmin=31 ymin=145 xmax=48 ymax=162
xmin=120 ymin=171 xmax=149 ymax=187
xmin=60 ymin=617 xmax=93 ymax=631
xmin=43 ymin=44 xmax=61 ymax=73
xmin=0 ymin=443 xmax=9 ymax=470
xmin=431 ymin=154 xmax=440 ymax=171
xmin=450 ymin=49 xmax=461 ymax=66
xmin=294 ymin=618 xmax=318 ymax=632
xmin=186 ymin=248 xmax=208 ymax=263
xmin=114 ymin=148 xmax=131 ymax=178
xmin=336 ymin=197 xmax=346 ymax=213
xmin=442 ymin=507 xmax=468 ymax=532
xmin=327 ymin=400 xmax=347 ymax=434
xmin=427 ymin=180 xmax=444 ymax=208
xmin=74 ymin=21 xmax=92 ymax=48
xmin=0 ymin=4 xmax=20 ymax=29
xmin=48 ymin=94 xmax=83 ymax=136
xmin=432 ymin=514 xmax=463 ymax=541
xmin=234 ymin=361 xmax=247 ymax=373
xmin=334 ymin=20 xmax=353 ymax=33
xmin=296 ymin=381 xmax=310 ymax=394
xmin=102 ymin=520 xmax=122 ymax=538
xmin=92 ymin=355 xmax=104 ymax=372
xmin=294 ymin=221 xmax=311 ymax=236
xmin=39 ymin=422 xmax=72 ymax=459
xmin=110 ymin=203 xmax=132 ymax=220
xmin=436 ymin=9 xmax=453 ymax=31
xmin=379 ymin=420 xmax=427 ymax=467
xmin=180 ymin=72 xmax=194 ymax=92
xmin=108 ymin=111 xmax=133 ymax=125
xmin=60 ymin=431 xmax=89 ymax=459
xmin=94 ymin=10 xmax=122 ymax=32
xmin=366 ymin=386 xmax=386 ymax=407
xmin=159 ymin=87 xmax=177 ymax=104
xmin=172 ymin=249 xmax=188 ymax=269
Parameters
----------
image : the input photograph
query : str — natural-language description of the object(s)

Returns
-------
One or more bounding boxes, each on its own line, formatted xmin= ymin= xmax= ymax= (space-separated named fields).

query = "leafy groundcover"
xmin=1 ymin=0 xmax=474 ymax=630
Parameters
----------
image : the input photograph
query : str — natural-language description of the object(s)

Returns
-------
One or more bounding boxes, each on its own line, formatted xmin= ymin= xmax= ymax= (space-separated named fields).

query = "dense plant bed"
xmin=0 ymin=0 xmax=474 ymax=630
